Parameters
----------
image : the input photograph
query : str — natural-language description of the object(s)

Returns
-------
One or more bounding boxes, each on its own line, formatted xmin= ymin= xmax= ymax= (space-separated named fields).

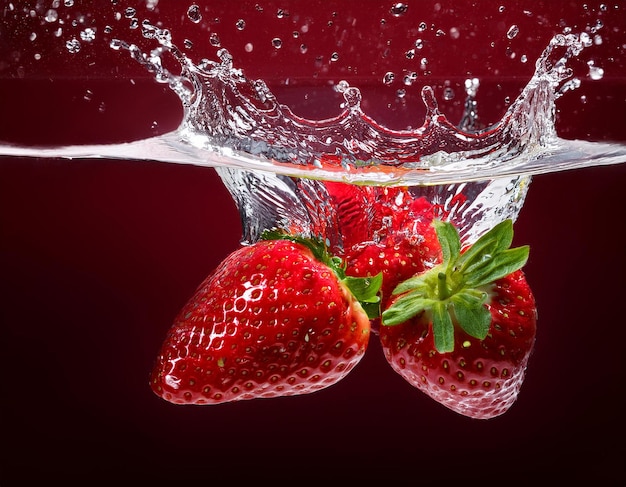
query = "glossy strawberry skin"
xmin=380 ymin=270 xmax=537 ymax=419
xmin=345 ymin=194 xmax=441 ymax=309
xmin=150 ymin=239 xmax=370 ymax=405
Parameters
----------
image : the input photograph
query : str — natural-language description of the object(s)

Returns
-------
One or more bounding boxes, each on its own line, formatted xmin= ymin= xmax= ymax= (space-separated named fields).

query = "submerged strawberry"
xmin=151 ymin=233 xmax=381 ymax=405
xmin=345 ymin=195 xmax=441 ymax=314
xmin=381 ymin=219 xmax=537 ymax=419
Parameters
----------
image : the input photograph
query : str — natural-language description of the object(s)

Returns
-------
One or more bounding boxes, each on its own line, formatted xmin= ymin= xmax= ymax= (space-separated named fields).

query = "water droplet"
xmin=64 ymin=0 xmax=74 ymax=6
xmin=382 ymin=72 xmax=395 ymax=85
xmin=65 ymin=37 xmax=81 ymax=53
xmin=104 ymin=25 xmax=112 ymax=34
xmin=184 ymin=39 xmax=193 ymax=49
xmin=405 ymin=49 xmax=415 ymax=59
xmin=299 ymin=44 xmax=308 ymax=54
xmin=330 ymin=52 xmax=339 ymax=62
xmin=435 ymin=29 xmax=446 ymax=37
xmin=29 ymin=32 xmax=37 ymax=41
xmin=210 ymin=32 xmax=221 ymax=47
xmin=236 ymin=19 xmax=245 ymax=30
xmin=83 ymin=89 xmax=93 ymax=101
xmin=520 ymin=54 xmax=528 ymax=63
xmin=276 ymin=8 xmax=289 ymax=18
xmin=464 ymin=77 xmax=480 ymax=97
xmin=443 ymin=87 xmax=455 ymax=100
xmin=335 ymin=80 xmax=349 ymax=93
xmin=45 ymin=9 xmax=58 ymax=22
xmin=403 ymin=71 xmax=417 ymax=85
xmin=245 ymin=42 xmax=253 ymax=52
xmin=507 ymin=24 xmax=519 ymax=39
xmin=98 ymin=102 xmax=106 ymax=113
xmin=124 ymin=7 xmax=136 ymax=18
xmin=396 ymin=88 xmax=406 ymax=98
xmin=80 ymin=27 xmax=96 ymax=42
xmin=594 ymin=34 xmax=603 ymax=45
xmin=588 ymin=63 xmax=604 ymax=80
xmin=187 ymin=4 xmax=202 ymax=24
xmin=449 ymin=27 xmax=460 ymax=39
xmin=580 ymin=95 xmax=587 ymax=104
xmin=418 ymin=21 xmax=427 ymax=32
xmin=415 ymin=39 xmax=424 ymax=49
xmin=145 ymin=0 xmax=159 ymax=10
xmin=390 ymin=3 xmax=408 ymax=16
xmin=129 ymin=18 xmax=139 ymax=30
xmin=272 ymin=38 xmax=282 ymax=49
xmin=499 ymin=5 xmax=505 ymax=12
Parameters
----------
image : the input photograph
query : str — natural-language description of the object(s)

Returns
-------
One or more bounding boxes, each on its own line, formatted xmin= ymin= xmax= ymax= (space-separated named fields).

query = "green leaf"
xmin=434 ymin=220 xmax=460 ymax=268
xmin=382 ymin=294 xmax=436 ymax=326
xmin=391 ymin=270 xmax=435 ymax=296
xmin=466 ymin=246 xmax=529 ymax=287
xmin=456 ymin=219 xmax=514 ymax=272
xmin=361 ymin=301 xmax=381 ymax=320
xmin=450 ymin=292 xmax=491 ymax=339
xmin=432 ymin=302 xmax=455 ymax=353
xmin=343 ymin=273 xmax=383 ymax=303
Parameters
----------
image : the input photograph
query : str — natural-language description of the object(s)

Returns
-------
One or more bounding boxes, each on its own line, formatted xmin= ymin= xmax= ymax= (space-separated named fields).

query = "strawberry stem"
xmin=437 ymin=272 xmax=450 ymax=300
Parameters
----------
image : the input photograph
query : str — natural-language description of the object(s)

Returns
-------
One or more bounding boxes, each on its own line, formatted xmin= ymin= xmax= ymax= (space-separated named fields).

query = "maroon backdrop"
xmin=1 ymin=1 xmax=625 ymax=484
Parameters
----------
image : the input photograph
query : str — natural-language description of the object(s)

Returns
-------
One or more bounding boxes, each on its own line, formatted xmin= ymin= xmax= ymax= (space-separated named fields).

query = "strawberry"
xmin=150 ymin=232 xmax=381 ymax=405
xmin=380 ymin=219 xmax=537 ymax=419
xmin=345 ymin=194 xmax=441 ymax=310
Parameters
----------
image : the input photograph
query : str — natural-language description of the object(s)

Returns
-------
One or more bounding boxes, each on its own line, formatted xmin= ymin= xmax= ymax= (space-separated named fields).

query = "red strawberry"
xmin=381 ymin=219 xmax=537 ymax=419
xmin=151 ymin=233 xmax=381 ymax=405
xmin=345 ymin=195 xmax=441 ymax=308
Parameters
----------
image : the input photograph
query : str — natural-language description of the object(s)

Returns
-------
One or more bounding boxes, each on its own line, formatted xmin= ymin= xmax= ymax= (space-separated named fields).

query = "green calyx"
xmin=262 ymin=230 xmax=382 ymax=319
xmin=381 ymin=219 xmax=529 ymax=353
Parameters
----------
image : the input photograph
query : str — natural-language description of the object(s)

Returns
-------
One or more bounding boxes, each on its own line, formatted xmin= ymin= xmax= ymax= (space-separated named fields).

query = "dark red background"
xmin=1 ymin=1 xmax=625 ymax=484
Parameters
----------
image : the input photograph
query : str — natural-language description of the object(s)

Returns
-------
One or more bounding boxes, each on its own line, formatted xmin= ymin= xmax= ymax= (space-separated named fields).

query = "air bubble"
xmin=29 ymin=32 xmax=37 ymax=41
xmin=382 ymin=72 xmax=395 ymax=85
xmin=45 ymin=9 xmax=58 ymax=22
xmin=396 ymin=88 xmax=406 ymax=98
xmin=443 ymin=87 xmax=455 ymax=100
xmin=272 ymin=38 xmax=282 ymax=49
xmin=507 ymin=25 xmax=519 ymax=39
xmin=146 ymin=0 xmax=159 ymax=10
xmin=449 ymin=27 xmax=460 ymax=39
xmin=64 ymin=0 xmax=74 ymax=6
xmin=390 ymin=3 xmax=408 ymax=16
xmin=520 ymin=54 xmax=528 ymax=63
xmin=299 ymin=44 xmax=308 ymax=54
xmin=245 ymin=43 xmax=253 ymax=52
xmin=187 ymin=4 xmax=202 ymax=24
